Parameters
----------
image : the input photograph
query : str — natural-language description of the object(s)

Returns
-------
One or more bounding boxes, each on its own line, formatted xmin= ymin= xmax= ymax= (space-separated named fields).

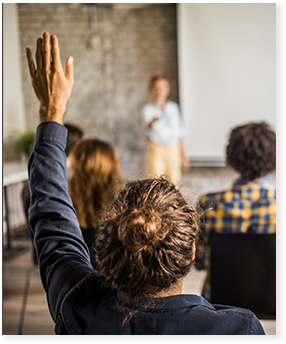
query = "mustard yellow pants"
xmin=146 ymin=141 xmax=182 ymax=184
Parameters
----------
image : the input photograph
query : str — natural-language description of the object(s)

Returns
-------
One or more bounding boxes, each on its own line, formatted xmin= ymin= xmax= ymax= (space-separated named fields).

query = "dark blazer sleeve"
xmin=28 ymin=121 xmax=95 ymax=322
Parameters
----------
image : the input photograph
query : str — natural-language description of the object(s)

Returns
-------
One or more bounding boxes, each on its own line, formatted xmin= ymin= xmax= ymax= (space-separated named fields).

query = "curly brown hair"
xmin=226 ymin=121 xmax=276 ymax=180
xmin=92 ymin=177 xmax=199 ymax=300
xmin=68 ymin=139 xmax=123 ymax=229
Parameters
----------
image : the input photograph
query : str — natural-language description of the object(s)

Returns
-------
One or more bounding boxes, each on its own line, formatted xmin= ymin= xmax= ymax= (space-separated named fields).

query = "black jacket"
xmin=28 ymin=122 xmax=265 ymax=335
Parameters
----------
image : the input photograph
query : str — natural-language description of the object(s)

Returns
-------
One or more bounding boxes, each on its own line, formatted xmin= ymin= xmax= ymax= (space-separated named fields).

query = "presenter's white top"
xmin=142 ymin=100 xmax=186 ymax=146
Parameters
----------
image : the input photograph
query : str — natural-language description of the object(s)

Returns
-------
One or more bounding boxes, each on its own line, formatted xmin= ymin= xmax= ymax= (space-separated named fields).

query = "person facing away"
xmin=142 ymin=72 xmax=189 ymax=185
xmin=67 ymin=138 xmax=123 ymax=251
xmin=195 ymin=121 xmax=276 ymax=302
xmin=25 ymin=32 xmax=265 ymax=334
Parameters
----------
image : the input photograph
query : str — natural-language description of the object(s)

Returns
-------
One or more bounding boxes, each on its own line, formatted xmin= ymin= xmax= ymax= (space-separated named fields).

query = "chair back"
xmin=210 ymin=232 xmax=276 ymax=319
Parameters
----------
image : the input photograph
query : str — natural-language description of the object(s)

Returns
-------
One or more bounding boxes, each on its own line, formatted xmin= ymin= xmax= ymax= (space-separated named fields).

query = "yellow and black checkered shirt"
xmin=195 ymin=177 xmax=276 ymax=302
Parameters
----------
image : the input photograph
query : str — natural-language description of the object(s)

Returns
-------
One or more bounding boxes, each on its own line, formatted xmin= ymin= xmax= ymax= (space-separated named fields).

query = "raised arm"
xmin=26 ymin=32 xmax=95 ymax=321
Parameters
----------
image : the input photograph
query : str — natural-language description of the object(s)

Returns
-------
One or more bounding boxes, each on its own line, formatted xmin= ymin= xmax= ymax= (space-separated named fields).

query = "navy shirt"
xmin=28 ymin=122 xmax=265 ymax=335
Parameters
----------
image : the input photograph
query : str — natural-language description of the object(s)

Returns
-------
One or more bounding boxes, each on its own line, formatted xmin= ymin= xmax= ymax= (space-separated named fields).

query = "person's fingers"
xmin=26 ymin=47 xmax=36 ymax=78
xmin=65 ymin=56 xmax=74 ymax=83
xmin=35 ymin=37 xmax=42 ymax=73
xmin=51 ymin=34 xmax=62 ymax=72
xmin=42 ymin=32 xmax=50 ymax=73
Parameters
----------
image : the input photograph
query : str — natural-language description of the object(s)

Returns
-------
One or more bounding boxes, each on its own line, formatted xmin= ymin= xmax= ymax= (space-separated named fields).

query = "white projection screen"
xmin=177 ymin=3 xmax=276 ymax=165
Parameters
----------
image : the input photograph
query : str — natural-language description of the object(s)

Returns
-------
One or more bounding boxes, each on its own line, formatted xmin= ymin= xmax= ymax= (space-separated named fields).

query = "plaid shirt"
xmin=195 ymin=177 xmax=276 ymax=302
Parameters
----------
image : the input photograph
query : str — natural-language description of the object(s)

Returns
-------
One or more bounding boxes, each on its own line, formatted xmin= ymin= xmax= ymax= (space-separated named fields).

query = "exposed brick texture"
xmin=17 ymin=3 xmax=179 ymax=178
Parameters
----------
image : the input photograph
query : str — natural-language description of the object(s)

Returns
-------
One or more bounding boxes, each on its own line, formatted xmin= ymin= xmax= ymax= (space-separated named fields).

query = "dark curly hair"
xmin=226 ymin=121 xmax=276 ymax=180
xmin=91 ymin=177 xmax=199 ymax=300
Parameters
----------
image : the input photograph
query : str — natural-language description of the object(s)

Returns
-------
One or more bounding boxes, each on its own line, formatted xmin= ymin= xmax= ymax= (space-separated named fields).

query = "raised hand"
xmin=26 ymin=32 xmax=74 ymax=124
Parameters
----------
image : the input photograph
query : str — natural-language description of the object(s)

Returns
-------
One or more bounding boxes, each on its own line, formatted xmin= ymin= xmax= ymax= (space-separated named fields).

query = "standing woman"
xmin=142 ymin=72 xmax=189 ymax=184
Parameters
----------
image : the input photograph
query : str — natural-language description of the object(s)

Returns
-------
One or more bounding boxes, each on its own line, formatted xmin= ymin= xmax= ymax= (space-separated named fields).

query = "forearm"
xmin=29 ymin=122 xmax=86 ymax=247
xmin=147 ymin=116 xmax=160 ymax=128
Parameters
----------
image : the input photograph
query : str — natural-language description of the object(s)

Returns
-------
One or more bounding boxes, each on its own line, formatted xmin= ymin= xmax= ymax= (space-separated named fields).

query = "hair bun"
xmin=117 ymin=207 xmax=162 ymax=252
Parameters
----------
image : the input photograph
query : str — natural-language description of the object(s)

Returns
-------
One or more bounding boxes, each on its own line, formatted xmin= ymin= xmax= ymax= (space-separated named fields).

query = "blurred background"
xmin=2 ymin=3 xmax=276 ymax=335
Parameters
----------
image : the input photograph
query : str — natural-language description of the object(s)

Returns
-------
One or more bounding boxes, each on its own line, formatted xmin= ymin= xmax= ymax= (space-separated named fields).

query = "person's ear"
xmin=191 ymin=241 xmax=196 ymax=261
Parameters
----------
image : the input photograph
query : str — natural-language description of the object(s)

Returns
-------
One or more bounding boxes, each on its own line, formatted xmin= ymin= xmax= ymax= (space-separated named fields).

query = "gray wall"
xmin=17 ymin=3 xmax=178 ymax=179
xmin=3 ymin=3 xmax=26 ymax=140
xmin=6 ymin=3 xmax=276 ymax=193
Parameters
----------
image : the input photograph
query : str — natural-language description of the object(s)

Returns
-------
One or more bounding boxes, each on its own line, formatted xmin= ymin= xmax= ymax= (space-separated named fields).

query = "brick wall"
xmin=17 ymin=3 xmax=179 ymax=178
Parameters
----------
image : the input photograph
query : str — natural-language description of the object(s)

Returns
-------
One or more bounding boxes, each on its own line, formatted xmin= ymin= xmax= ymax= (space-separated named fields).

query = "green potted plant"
xmin=13 ymin=129 xmax=36 ymax=162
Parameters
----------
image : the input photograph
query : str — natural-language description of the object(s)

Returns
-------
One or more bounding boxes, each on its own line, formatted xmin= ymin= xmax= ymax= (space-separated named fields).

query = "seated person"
xmin=67 ymin=138 xmax=122 ymax=251
xmin=195 ymin=121 xmax=276 ymax=302
xmin=25 ymin=32 xmax=265 ymax=334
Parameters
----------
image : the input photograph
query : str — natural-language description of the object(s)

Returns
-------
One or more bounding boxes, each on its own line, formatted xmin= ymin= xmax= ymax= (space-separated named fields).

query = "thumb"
xmin=65 ymin=56 xmax=74 ymax=83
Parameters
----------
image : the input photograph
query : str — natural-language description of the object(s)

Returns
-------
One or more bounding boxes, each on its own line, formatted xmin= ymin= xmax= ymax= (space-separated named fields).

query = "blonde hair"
xmin=68 ymin=139 xmax=123 ymax=228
